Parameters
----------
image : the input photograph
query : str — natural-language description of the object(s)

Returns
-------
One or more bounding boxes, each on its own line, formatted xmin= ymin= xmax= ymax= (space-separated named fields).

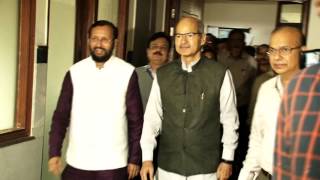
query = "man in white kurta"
xmin=238 ymin=26 xmax=303 ymax=180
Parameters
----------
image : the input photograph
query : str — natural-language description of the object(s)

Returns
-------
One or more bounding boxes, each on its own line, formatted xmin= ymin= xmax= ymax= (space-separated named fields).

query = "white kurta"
xmin=238 ymin=76 xmax=283 ymax=180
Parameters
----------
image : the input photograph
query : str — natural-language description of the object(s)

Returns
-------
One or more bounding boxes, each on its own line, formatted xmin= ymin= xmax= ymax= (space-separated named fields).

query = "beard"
xmin=90 ymin=46 xmax=113 ymax=63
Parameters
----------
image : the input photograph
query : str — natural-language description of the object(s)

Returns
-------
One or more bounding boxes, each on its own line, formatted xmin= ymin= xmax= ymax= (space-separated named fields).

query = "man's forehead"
xmin=176 ymin=19 xmax=199 ymax=31
xmin=151 ymin=37 xmax=167 ymax=43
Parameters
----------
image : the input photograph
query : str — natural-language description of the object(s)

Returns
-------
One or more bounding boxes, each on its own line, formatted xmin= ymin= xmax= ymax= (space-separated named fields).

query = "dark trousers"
xmin=61 ymin=165 xmax=128 ymax=180
xmin=230 ymin=105 xmax=250 ymax=180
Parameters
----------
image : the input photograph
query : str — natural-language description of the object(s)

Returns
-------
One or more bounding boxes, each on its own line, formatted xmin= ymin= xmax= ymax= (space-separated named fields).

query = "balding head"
xmin=176 ymin=16 xmax=204 ymax=34
xmin=271 ymin=26 xmax=305 ymax=47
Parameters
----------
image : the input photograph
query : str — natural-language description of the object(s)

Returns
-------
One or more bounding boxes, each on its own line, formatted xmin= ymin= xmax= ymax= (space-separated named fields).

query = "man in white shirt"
xmin=48 ymin=20 xmax=143 ymax=180
xmin=140 ymin=16 xmax=239 ymax=180
xmin=238 ymin=26 xmax=303 ymax=180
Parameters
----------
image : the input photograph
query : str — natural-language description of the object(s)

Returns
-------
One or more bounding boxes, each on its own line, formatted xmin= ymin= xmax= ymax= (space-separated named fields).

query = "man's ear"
xmin=200 ymin=33 xmax=206 ymax=46
xmin=112 ymin=39 xmax=118 ymax=54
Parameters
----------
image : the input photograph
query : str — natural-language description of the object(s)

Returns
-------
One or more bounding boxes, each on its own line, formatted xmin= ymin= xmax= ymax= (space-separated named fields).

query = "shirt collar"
xmin=275 ymin=76 xmax=284 ymax=96
xmin=143 ymin=64 xmax=155 ymax=79
xmin=89 ymin=55 xmax=114 ymax=70
xmin=181 ymin=58 xmax=201 ymax=72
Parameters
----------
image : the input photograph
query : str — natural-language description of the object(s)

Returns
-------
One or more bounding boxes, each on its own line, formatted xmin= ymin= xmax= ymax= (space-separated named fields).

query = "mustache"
xmin=153 ymin=51 xmax=163 ymax=55
xmin=94 ymin=47 xmax=107 ymax=51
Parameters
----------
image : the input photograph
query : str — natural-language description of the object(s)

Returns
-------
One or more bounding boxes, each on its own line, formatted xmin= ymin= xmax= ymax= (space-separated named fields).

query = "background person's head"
xmin=256 ymin=44 xmax=270 ymax=74
xmin=205 ymin=33 xmax=217 ymax=49
xmin=202 ymin=45 xmax=216 ymax=60
xmin=88 ymin=20 xmax=118 ymax=63
xmin=146 ymin=32 xmax=171 ymax=70
xmin=174 ymin=17 xmax=205 ymax=62
xmin=217 ymin=38 xmax=228 ymax=54
xmin=268 ymin=26 xmax=304 ymax=82
xmin=227 ymin=29 xmax=246 ymax=58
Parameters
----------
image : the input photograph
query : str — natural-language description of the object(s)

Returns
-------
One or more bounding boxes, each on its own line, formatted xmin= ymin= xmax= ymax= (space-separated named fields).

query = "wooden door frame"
xmin=74 ymin=0 xmax=129 ymax=62
xmin=116 ymin=0 xmax=129 ymax=59
xmin=74 ymin=0 xmax=98 ymax=63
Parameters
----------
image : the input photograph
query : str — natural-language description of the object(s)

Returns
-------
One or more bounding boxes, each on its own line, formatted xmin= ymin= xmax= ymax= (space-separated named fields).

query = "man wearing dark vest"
xmin=48 ymin=20 xmax=143 ymax=180
xmin=140 ymin=17 xmax=239 ymax=180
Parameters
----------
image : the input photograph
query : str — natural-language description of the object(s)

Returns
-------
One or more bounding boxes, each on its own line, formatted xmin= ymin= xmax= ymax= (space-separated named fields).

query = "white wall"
xmin=0 ymin=0 xmax=19 ymax=130
xmin=307 ymin=0 xmax=320 ymax=49
xmin=0 ymin=0 xmax=49 ymax=180
xmin=98 ymin=0 xmax=119 ymax=24
xmin=42 ymin=1 xmax=76 ymax=180
xmin=203 ymin=1 xmax=277 ymax=45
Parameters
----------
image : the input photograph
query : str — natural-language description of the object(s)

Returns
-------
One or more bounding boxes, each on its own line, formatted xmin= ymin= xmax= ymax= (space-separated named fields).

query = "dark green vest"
xmin=156 ymin=58 xmax=227 ymax=176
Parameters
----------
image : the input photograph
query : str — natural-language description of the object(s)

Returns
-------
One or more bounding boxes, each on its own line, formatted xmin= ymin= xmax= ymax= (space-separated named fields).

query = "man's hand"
xmin=48 ymin=156 xmax=63 ymax=176
xmin=140 ymin=161 xmax=154 ymax=180
xmin=217 ymin=162 xmax=232 ymax=180
xmin=127 ymin=163 xmax=140 ymax=179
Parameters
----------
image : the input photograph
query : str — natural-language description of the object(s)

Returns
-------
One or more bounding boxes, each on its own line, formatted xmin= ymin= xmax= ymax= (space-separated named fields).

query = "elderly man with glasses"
xmin=140 ymin=16 xmax=239 ymax=180
xmin=238 ymin=26 xmax=303 ymax=180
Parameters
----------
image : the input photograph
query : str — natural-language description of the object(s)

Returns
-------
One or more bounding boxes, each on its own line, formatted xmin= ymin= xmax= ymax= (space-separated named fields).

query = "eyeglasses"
xmin=90 ymin=37 xmax=113 ymax=44
xmin=267 ymin=46 xmax=301 ymax=56
xmin=175 ymin=32 xmax=202 ymax=40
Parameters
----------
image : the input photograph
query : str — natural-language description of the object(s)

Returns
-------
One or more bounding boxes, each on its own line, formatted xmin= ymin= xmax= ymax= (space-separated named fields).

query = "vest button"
xmin=182 ymin=108 xmax=186 ymax=113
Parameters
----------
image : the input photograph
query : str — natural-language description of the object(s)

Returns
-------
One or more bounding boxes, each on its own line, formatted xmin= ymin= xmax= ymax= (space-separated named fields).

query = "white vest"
xmin=66 ymin=56 xmax=135 ymax=170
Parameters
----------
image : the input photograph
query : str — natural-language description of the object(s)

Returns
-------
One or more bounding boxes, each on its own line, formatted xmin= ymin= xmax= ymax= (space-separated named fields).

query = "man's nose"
xmin=95 ymin=41 xmax=102 ymax=47
xmin=180 ymin=35 xmax=188 ymax=43
xmin=273 ymin=51 xmax=282 ymax=60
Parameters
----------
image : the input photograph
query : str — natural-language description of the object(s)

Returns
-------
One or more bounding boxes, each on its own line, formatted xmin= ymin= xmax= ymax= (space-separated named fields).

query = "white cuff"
xmin=222 ymin=148 xmax=235 ymax=161
xmin=142 ymin=148 xmax=154 ymax=162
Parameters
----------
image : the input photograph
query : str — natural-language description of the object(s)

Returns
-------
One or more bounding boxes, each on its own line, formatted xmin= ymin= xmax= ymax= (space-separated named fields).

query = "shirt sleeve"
xmin=49 ymin=71 xmax=73 ymax=158
xmin=220 ymin=70 xmax=240 ymax=161
xmin=126 ymin=71 xmax=144 ymax=165
xmin=140 ymin=75 xmax=163 ymax=162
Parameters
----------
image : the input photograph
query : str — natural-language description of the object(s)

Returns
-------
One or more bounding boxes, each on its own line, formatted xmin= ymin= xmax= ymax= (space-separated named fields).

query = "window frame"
xmin=276 ymin=1 xmax=310 ymax=35
xmin=0 ymin=0 xmax=36 ymax=146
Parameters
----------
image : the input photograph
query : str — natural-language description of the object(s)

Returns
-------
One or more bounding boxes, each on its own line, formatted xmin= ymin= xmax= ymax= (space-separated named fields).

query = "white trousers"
xmin=156 ymin=168 xmax=217 ymax=180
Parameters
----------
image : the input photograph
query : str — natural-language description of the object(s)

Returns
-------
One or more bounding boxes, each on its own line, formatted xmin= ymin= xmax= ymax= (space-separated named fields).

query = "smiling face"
xmin=88 ymin=25 xmax=115 ymax=62
xmin=147 ymin=37 xmax=169 ymax=68
xmin=175 ymin=17 xmax=205 ymax=62
xmin=269 ymin=27 xmax=302 ymax=79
